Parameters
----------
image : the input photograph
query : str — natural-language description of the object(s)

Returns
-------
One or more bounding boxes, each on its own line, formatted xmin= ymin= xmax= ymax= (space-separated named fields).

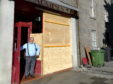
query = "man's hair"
xmin=30 ymin=37 xmax=34 ymax=41
xmin=30 ymin=37 xmax=34 ymax=39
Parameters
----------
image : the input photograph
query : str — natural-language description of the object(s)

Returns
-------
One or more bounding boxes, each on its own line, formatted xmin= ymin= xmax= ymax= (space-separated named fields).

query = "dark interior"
xmin=20 ymin=27 xmax=28 ymax=81
xmin=15 ymin=0 xmax=43 ymax=33
xmin=15 ymin=11 xmax=43 ymax=33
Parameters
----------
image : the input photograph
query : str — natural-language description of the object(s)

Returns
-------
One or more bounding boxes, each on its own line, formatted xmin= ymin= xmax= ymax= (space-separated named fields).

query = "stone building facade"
xmin=78 ymin=0 xmax=111 ymax=59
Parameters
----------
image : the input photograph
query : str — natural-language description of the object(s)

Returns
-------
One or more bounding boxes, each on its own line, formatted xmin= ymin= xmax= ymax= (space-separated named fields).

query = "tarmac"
xmin=22 ymin=69 xmax=113 ymax=84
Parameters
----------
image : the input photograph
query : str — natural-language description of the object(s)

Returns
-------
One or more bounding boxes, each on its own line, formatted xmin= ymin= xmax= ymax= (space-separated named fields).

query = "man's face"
xmin=30 ymin=37 xmax=34 ymax=43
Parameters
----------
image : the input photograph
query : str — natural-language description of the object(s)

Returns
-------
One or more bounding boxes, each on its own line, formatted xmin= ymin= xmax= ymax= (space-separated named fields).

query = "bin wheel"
xmin=103 ymin=63 xmax=105 ymax=66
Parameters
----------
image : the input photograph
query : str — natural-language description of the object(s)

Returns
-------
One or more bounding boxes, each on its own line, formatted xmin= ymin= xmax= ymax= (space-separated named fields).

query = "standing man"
xmin=21 ymin=37 xmax=40 ymax=78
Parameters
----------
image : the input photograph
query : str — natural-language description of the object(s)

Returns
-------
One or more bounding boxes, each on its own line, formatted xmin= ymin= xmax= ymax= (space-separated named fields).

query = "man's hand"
xmin=36 ymin=56 xmax=39 ymax=58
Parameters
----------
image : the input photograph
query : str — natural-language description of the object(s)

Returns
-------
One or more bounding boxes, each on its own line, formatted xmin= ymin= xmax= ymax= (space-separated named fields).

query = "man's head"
xmin=29 ymin=37 xmax=34 ymax=43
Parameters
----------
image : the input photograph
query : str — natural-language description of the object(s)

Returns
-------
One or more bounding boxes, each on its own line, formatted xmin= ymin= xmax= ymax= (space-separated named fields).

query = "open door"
xmin=12 ymin=22 xmax=32 ymax=84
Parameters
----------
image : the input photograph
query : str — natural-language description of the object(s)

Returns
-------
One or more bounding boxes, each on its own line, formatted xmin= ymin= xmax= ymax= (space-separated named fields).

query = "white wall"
xmin=0 ymin=0 xmax=15 ymax=84
xmin=71 ymin=18 xmax=79 ymax=69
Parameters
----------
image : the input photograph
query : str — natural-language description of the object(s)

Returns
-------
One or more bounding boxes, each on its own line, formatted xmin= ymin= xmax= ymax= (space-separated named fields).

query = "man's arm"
xmin=21 ymin=43 xmax=27 ymax=51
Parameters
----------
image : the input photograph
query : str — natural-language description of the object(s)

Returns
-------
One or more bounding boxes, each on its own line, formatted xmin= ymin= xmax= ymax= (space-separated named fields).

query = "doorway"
xmin=12 ymin=1 xmax=43 ymax=84
xmin=12 ymin=11 xmax=43 ymax=84
xmin=12 ymin=22 xmax=32 ymax=84
xmin=20 ymin=27 xmax=28 ymax=81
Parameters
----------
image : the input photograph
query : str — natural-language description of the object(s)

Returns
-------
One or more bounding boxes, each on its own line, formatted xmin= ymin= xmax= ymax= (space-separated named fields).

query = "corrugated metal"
xmin=46 ymin=0 xmax=79 ymax=11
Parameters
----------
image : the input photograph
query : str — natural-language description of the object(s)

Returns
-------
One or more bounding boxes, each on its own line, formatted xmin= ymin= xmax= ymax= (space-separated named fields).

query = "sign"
xmin=25 ymin=0 xmax=74 ymax=14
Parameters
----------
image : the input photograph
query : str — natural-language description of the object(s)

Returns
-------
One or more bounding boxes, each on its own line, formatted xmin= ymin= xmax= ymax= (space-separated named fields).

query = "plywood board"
xmin=43 ymin=23 xmax=70 ymax=45
xmin=42 ymin=12 xmax=72 ymax=75
xmin=43 ymin=13 xmax=69 ymax=25
xmin=43 ymin=47 xmax=72 ymax=75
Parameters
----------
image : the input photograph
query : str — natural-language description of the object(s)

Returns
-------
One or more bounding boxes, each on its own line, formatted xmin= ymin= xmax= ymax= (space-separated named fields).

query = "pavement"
xmin=22 ymin=70 xmax=113 ymax=84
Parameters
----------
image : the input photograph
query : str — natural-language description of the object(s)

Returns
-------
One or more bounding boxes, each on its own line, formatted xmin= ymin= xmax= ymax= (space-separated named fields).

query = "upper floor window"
xmin=104 ymin=11 xmax=108 ymax=22
xmin=90 ymin=0 xmax=96 ymax=19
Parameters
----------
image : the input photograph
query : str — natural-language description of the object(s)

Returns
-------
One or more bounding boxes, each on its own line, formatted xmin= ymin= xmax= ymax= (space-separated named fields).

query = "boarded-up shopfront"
xmin=31 ymin=12 xmax=72 ymax=75
xmin=12 ymin=0 xmax=78 ymax=84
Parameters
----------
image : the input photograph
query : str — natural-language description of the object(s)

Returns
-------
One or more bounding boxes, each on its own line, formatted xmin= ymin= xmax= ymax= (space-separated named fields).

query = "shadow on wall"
xmin=103 ymin=0 xmax=113 ymax=47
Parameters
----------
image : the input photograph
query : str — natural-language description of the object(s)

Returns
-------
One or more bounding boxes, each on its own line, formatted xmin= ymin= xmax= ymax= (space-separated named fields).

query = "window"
xmin=32 ymin=16 xmax=42 ymax=33
xmin=90 ymin=0 xmax=96 ymax=19
xmin=90 ymin=30 xmax=97 ymax=49
xmin=104 ymin=11 xmax=108 ymax=22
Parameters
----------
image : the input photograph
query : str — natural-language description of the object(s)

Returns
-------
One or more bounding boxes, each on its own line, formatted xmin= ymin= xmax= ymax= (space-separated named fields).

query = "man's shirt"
xmin=21 ymin=43 xmax=40 ymax=56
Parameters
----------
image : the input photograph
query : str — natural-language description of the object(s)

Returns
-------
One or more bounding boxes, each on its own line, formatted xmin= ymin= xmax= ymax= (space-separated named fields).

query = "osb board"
xmin=43 ymin=47 xmax=72 ymax=75
xmin=43 ymin=13 xmax=70 ymax=25
xmin=30 ymin=34 xmax=42 ymax=60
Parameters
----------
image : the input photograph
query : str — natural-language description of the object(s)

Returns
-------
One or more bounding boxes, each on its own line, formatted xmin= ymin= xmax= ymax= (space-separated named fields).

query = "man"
xmin=21 ymin=37 xmax=40 ymax=78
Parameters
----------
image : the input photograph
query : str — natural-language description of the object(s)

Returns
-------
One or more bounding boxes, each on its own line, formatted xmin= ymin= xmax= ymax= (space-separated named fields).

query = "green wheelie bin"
xmin=91 ymin=50 xmax=105 ymax=67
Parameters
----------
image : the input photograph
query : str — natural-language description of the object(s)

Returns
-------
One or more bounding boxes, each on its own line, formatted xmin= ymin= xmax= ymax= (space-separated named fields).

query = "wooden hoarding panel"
xmin=44 ymin=13 xmax=70 ymax=25
xmin=43 ymin=12 xmax=72 ymax=75
xmin=43 ymin=47 xmax=72 ymax=74
xmin=43 ymin=22 xmax=70 ymax=46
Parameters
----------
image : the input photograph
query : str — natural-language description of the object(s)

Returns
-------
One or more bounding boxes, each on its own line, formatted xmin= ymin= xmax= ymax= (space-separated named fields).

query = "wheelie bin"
xmin=91 ymin=50 xmax=104 ymax=67
xmin=104 ymin=47 xmax=111 ymax=61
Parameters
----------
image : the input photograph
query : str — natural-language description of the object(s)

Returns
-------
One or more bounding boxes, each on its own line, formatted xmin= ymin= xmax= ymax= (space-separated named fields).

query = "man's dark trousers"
xmin=25 ymin=56 xmax=36 ymax=77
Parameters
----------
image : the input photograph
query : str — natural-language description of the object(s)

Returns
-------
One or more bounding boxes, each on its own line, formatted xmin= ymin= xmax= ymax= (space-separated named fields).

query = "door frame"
xmin=12 ymin=22 xmax=32 ymax=84
xmin=70 ymin=18 xmax=79 ymax=69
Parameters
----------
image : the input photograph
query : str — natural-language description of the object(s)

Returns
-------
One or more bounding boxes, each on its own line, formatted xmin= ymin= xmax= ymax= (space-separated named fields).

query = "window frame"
xmin=90 ymin=0 xmax=96 ymax=19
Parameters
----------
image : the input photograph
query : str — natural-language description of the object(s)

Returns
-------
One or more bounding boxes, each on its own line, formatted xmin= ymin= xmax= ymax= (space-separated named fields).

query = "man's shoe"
xmin=30 ymin=75 xmax=35 ymax=78
xmin=25 ymin=76 xmax=29 ymax=79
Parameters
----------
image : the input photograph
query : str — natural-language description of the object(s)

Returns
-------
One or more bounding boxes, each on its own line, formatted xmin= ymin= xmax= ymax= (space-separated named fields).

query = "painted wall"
xmin=78 ymin=0 xmax=111 ymax=59
xmin=0 ymin=0 xmax=15 ymax=84
xmin=71 ymin=18 xmax=79 ymax=68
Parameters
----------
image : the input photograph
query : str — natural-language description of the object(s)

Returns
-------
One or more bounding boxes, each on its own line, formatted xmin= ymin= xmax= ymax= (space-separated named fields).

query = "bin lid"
xmin=91 ymin=50 xmax=104 ymax=53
